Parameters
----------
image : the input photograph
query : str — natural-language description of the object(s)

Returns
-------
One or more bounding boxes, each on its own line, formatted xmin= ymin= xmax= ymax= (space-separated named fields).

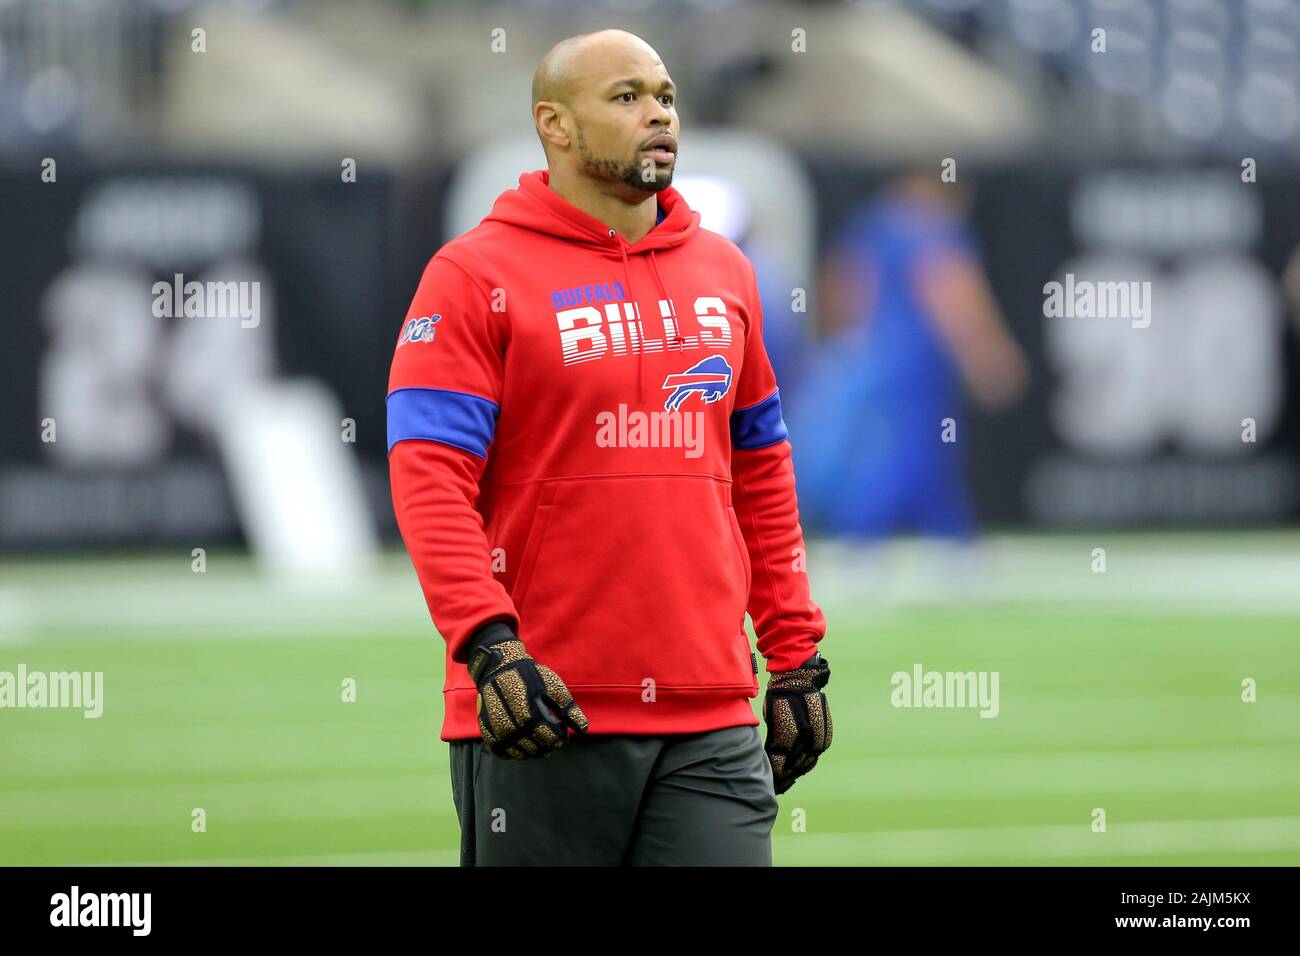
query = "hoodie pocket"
xmin=509 ymin=502 xmax=556 ymax=613
xmin=726 ymin=504 xmax=759 ymax=687
xmin=515 ymin=476 xmax=754 ymax=691
xmin=725 ymin=504 xmax=752 ymax=597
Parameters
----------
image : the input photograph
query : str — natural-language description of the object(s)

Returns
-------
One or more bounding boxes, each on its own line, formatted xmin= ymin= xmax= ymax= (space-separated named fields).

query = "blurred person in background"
xmin=789 ymin=169 xmax=1028 ymax=540
xmin=744 ymin=203 xmax=809 ymax=394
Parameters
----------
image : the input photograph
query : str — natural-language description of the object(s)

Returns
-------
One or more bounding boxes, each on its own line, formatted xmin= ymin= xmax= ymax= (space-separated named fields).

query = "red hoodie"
xmin=388 ymin=169 xmax=825 ymax=741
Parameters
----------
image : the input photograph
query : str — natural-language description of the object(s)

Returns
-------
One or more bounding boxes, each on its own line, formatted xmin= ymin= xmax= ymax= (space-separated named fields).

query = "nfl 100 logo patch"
xmin=399 ymin=313 xmax=442 ymax=346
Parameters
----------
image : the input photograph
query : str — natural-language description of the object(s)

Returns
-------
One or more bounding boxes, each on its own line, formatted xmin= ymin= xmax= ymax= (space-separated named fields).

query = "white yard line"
xmin=771 ymin=815 xmax=1300 ymax=864
xmin=4 ymin=534 xmax=1299 ymax=645
xmin=60 ymin=816 xmax=1300 ymax=866
xmin=73 ymin=848 xmax=461 ymax=867
xmin=808 ymin=535 xmax=1300 ymax=612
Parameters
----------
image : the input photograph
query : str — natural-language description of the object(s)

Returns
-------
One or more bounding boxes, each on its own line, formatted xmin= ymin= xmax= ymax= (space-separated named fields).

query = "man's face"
xmin=571 ymin=52 xmax=678 ymax=194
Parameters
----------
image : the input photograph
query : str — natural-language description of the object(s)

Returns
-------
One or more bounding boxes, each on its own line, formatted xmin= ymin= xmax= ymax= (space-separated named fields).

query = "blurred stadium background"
xmin=2 ymin=0 xmax=1298 ymax=866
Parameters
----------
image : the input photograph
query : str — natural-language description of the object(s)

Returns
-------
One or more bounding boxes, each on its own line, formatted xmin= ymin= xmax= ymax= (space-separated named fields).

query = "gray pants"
xmin=449 ymin=724 xmax=779 ymax=866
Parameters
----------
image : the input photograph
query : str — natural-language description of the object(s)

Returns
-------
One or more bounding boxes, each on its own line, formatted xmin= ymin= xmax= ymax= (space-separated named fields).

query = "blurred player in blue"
xmin=790 ymin=171 xmax=1028 ymax=539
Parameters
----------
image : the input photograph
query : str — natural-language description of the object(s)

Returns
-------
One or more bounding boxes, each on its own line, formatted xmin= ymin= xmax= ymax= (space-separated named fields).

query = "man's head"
xmin=895 ymin=167 xmax=974 ymax=218
xmin=532 ymin=30 xmax=678 ymax=196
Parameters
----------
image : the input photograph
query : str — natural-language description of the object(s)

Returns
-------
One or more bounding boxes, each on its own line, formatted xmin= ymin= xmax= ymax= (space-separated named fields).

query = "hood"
xmin=482 ymin=169 xmax=703 ymax=403
xmin=481 ymin=168 xmax=702 ymax=253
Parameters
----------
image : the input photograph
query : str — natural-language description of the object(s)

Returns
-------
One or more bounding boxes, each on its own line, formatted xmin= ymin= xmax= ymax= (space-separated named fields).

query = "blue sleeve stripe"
xmin=730 ymin=389 xmax=789 ymax=450
xmin=386 ymin=387 xmax=499 ymax=458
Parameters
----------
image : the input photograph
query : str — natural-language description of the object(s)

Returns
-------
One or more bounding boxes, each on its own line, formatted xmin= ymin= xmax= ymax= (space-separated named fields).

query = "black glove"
xmin=762 ymin=651 xmax=832 ymax=794
xmin=465 ymin=621 xmax=590 ymax=759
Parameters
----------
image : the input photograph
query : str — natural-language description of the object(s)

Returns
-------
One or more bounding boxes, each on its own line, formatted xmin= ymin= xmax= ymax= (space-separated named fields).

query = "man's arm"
xmin=915 ymin=239 xmax=1028 ymax=411
xmin=730 ymin=257 xmax=827 ymax=673
xmin=389 ymin=441 xmax=518 ymax=665
xmin=387 ymin=254 xmax=518 ymax=665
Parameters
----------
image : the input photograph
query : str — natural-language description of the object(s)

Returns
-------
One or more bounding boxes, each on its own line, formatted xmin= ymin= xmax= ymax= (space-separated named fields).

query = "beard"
xmin=577 ymin=123 xmax=673 ymax=192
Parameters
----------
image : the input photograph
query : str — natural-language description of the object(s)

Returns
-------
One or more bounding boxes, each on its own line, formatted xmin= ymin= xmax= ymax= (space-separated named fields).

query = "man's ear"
xmin=534 ymin=103 xmax=571 ymax=152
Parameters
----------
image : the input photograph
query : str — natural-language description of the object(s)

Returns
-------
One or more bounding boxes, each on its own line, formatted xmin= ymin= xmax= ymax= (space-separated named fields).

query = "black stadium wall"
xmin=1 ymin=160 xmax=1297 ymax=550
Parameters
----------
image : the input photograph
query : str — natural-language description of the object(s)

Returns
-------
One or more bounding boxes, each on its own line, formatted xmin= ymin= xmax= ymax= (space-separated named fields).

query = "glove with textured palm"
xmin=466 ymin=624 xmax=590 ymax=759
xmin=762 ymin=651 xmax=832 ymax=794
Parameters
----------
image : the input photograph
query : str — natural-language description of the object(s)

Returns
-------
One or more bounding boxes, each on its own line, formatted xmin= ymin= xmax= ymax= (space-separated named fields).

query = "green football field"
xmin=2 ymin=531 xmax=1298 ymax=866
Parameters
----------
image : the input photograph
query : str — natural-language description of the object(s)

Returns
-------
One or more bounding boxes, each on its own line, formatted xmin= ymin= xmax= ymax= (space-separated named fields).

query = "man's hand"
xmin=466 ymin=627 xmax=590 ymax=759
xmin=762 ymin=652 xmax=832 ymax=794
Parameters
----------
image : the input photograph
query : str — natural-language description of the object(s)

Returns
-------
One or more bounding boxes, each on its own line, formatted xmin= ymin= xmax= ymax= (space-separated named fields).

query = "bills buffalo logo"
xmin=661 ymin=355 xmax=733 ymax=412
xmin=398 ymin=314 xmax=441 ymax=346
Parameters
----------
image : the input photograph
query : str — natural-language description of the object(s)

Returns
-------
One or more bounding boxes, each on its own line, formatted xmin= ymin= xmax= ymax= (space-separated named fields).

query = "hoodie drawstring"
xmin=648 ymin=250 xmax=681 ymax=343
xmin=610 ymin=231 xmax=679 ymax=406
xmin=611 ymin=234 xmax=645 ymax=404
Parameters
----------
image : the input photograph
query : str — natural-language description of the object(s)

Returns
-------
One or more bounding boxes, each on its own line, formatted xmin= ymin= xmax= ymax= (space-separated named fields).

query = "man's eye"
xmin=660 ymin=95 xmax=674 ymax=106
xmin=616 ymin=92 xmax=635 ymax=102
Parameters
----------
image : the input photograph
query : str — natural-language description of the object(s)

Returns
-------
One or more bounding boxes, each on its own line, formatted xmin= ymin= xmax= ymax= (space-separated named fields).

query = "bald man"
xmin=388 ymin=29 xmax=831 ymax=866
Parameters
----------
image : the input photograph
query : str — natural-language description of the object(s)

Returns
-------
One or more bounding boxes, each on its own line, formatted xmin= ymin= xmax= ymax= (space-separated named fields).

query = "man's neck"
xmin=548 ymin=167 xmax=658 ymax=245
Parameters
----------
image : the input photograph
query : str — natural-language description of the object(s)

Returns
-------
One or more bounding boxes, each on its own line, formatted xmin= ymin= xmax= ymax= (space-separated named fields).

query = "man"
xmin=387 ymin=29 xmax=830 ymax=867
